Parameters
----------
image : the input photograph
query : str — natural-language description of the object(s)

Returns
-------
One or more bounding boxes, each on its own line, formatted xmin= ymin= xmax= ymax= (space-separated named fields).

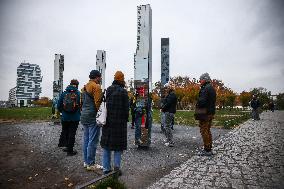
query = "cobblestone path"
xmin=148 ymin=111 xmax=284 ymax=189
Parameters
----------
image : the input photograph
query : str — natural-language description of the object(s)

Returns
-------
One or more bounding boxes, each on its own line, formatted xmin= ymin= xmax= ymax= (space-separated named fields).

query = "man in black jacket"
xmin=161 ymin=83 xmax=177 ymax=147
xmin=196 ymin=73 xmax=216 ymax=156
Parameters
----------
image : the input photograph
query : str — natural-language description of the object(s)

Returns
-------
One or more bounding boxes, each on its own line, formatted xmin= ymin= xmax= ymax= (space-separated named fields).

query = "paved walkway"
xmin=148 ymin=111 xmax=284 ymax=189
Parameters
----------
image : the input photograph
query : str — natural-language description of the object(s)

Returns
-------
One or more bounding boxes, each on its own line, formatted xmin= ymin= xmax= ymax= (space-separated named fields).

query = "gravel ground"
xmin=148 ymin=111 xmax=284 ymax=189
xmin=0 ymin=121 xmax=229 ymax=189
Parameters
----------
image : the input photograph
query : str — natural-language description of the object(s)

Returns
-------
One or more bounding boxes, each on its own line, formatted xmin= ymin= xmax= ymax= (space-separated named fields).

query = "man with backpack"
xmin=80 ymin=70 xmax=103 ymax=171
xmin=57 ymin=79 xmax=81 ymax=156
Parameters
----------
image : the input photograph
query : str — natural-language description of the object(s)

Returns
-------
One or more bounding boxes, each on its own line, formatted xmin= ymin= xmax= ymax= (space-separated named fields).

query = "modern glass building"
xmin=16 ymin=62 xmax=42 ymax=107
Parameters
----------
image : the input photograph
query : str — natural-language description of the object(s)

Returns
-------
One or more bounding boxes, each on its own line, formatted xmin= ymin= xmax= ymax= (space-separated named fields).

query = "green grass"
xmin=0 ymin=107 xmax=52 ymax=121
xmin=88 ymin=177 xmax=126 ymax=189
xmin=152 ymin=108 xmax=251 ymax=129
xmin=0 ymin=107 xmax=250 ymax=129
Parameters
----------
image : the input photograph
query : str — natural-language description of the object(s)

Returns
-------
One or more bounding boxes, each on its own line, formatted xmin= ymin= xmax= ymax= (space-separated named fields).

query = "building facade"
xmin=8 ymin=87 xmax=17 ymax=107
xmin=134 ymin=4 xmax=152 ymax=91
xmin=161 ymin=38 xmax=170 ymax=86
xmin=16 ymin=62 xmax=42 ymax=107
xmin=96 ymin=50 xmax=106 ymax=90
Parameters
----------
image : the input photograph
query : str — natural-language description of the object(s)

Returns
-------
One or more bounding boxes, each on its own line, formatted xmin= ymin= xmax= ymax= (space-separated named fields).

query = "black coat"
xmin=162 ymin=91 xmax=177 ymax=113
xmin=251 ymin=99 xmax=260 ymax=110
xmin=196 ymin=82 xmax=216 ymax=115
xmin=100 ymin=81 xmax=129 ymax=151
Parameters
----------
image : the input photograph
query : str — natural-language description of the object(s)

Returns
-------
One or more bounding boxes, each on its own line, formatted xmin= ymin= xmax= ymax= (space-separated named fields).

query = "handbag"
xmin=194 ymin=108 xmax=208 ymax=120
xmin=96 ymin=102 xmax=107 ymax=126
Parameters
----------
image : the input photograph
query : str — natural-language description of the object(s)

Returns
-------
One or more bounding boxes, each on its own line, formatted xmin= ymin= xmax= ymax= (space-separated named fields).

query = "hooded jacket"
xmin=57 ymin=85 xmax=81 ymax=121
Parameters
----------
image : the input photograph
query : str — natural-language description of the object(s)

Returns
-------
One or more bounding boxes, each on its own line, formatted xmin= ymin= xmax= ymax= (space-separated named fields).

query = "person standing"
xmin=161 ymin=83 xmax=177 ymax=147
xmin=57 ymin=79 xmax=81 ymax=156
xmin=250 ymin=95 xmax=261 ymax=120
xmin=195 ymin=73 xmax=216 ymax=156
xmin=160 ymin=91 xmax=166 ymax=133
xmin=129 ymin=95 xmax=135 ymax=129
xmin=81 ymin=70 xmax=103 ymax=171
xmin=100 ymin=71 xmax=129 ymax=175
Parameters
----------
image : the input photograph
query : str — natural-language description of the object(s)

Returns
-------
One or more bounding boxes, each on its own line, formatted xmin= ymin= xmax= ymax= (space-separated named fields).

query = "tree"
xmin=239 ymin=91 xmax=252 ymax=107
xmin=32 ymin=97 xmax=52 ymax=107
xmin=250 ymin=87 xmax=271 ymax=106
xmin=275 ymin=93 xmax=284 ymax=110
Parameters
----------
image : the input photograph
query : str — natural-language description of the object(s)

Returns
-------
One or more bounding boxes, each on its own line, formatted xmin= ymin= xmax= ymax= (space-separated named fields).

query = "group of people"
xmin=56 ymin=71 xmax=220 ymax=178
xmin=57 ymin=70 xmax=129 ymax=175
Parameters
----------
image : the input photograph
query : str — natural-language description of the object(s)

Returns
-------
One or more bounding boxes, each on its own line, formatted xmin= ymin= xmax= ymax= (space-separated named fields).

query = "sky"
xmin=0 ymin=0 xmax=283 ymax=100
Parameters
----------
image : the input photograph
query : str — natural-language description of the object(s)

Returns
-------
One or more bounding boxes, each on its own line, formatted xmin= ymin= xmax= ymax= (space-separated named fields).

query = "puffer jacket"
xmin=80 ymin=80 xmax=102 ymax=125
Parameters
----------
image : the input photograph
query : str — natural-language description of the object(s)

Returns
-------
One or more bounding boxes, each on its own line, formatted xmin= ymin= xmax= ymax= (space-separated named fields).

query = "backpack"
xmin=63 ymin=90 xmax=79 ymax=112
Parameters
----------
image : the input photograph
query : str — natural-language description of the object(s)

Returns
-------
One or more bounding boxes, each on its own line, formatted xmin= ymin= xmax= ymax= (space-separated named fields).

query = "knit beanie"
xmin=114 ymin=71 xmax=125 ymax=82
xmin=89 ymin=70 xmax=101 ymax=79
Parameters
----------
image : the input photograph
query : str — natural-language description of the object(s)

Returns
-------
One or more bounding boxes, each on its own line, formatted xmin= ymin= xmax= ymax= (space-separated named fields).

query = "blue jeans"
xmin=134 ymin=115 xmax=142 ymax=141
xmin=102 ymin=148 xmax=122 ymax=172
xmin=83 ymin=123 xmax=101 ymax=165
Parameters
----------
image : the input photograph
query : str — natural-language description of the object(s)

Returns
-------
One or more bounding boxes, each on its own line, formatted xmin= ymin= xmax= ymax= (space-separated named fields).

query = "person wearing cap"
xmin=161 ymin=82 xmax=177 ymax=147
xmin=100 ymin=71 xmax=129 ymax=175
xmin=195 ymin=73 xmax=216 ymax=156
xmin=80 ymin=70 xmax=103 ymax=171
xmin=57 ymin=79 xmax=81 ymax=156
xmin=250 ymin=95 xmax=261 ymax=120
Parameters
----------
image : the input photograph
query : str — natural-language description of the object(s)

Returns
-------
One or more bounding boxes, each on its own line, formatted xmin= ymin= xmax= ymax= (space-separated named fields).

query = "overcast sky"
xmin=0 ymin=0 xmax=283 ymax=100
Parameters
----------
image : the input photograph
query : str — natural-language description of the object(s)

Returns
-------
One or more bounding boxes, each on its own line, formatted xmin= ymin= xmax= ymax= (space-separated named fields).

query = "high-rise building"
xmin=161 ymin=38 xmax=170 ymax=86
xmin=96 ymin=50 xmax=106 ymax=90
xmin=8 ymin=87 xmax=17 ymax=107
xmin=53 ymin=54 xmax=64 ymax=103
xmin=134 ymin=4 xmax=152 ymax=91
xmin=16 ymin=62 xmax=42 ymax=107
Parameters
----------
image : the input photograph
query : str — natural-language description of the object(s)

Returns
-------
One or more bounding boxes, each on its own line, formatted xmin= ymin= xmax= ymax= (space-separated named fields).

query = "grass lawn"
xmin=0 ymin=107 xmax=251 ymax=129
xmin=0 ymin=107 xmax=52 ymax=121
xmin=152 ymin=108 xmax=251 ymax=129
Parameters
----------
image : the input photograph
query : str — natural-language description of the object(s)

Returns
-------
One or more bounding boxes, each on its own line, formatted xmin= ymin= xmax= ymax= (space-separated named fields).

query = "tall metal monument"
xmin=52 ymin=54 xmax=64 ymax=119
xmin=134 ymin=4 xmax=152 ymax=147
xmin=161 ymin=38 xmax=169 ymax=86
xmin=96 ymin=50 xmax=106 ymax=90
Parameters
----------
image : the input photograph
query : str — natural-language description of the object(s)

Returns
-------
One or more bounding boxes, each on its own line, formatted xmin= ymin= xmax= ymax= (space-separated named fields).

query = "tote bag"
xmin=96 ymin=102 xmax=107 ymax=126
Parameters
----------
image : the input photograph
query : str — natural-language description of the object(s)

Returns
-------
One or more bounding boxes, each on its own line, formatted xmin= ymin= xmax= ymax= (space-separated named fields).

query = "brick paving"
xmin=148 ymin=111 xmax=284 ymax=189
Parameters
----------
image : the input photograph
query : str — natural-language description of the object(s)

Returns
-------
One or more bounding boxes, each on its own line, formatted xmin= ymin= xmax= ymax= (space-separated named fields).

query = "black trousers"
xmin=58 ymin=121 xmax=79 ymax=152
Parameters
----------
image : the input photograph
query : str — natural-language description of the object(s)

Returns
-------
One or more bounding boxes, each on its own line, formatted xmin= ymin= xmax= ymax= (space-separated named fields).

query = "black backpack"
xmin=63 ymin=90 xmax=79 ymax=112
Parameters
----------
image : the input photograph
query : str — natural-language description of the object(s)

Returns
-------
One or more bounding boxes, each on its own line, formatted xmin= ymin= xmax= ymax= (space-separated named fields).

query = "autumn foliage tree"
xmin=239 ymin=91 xmax=252 ymax=107
xmin=32 ymin=97 xmax=52 ymax=107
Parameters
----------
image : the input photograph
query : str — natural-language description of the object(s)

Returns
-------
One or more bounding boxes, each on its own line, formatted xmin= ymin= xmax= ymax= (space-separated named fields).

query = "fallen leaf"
xmin=68 ymin=183 xmax=73 ymax=187
xmin=64 ymin=177 xmax=69 ymax=181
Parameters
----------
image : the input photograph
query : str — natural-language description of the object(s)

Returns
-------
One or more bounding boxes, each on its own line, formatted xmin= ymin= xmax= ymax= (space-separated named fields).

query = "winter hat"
xmin=114 ymin=71 xmax=125 ymax=82
xmin=199 ymin=73 xmax=211 ymax=82
xmin=70 ymin=79 xmax=79 ymax=86
xmin=89 ymin=70 xmax=101 ymax=79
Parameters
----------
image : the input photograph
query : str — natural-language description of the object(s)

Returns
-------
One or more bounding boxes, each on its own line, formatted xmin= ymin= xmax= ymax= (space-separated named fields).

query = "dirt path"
xmin=0 ymin=122 xmax=229 ymax=189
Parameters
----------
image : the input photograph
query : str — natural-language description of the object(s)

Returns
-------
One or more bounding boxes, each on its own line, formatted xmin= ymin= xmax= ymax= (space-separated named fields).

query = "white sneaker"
xmin=165 ymin=142 xmax=174 ymax=147
xmin=83 ymin=162 xmax=87 ymax=168
xmin=86 ymin=164 xmax=103 ymax=171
